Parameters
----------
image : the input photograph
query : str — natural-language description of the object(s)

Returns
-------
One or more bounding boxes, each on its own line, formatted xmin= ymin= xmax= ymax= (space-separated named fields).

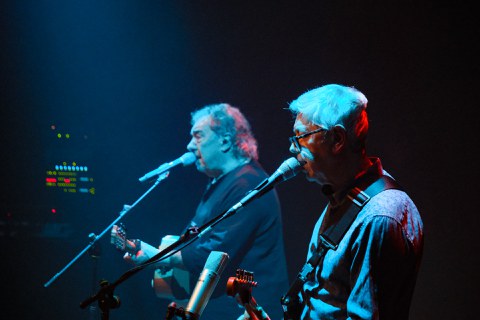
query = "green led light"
xmin=57 ymin=133 xmax=62 ymax=138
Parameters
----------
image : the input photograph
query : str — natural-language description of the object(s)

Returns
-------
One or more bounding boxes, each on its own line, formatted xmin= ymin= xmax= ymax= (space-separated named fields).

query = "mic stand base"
xmin=81 ymin=279 xmax=121 ymax=320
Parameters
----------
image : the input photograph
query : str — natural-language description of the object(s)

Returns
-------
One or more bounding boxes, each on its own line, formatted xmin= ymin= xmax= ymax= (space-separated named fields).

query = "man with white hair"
xmin=283 ymin=84 xmax=423 ymax=319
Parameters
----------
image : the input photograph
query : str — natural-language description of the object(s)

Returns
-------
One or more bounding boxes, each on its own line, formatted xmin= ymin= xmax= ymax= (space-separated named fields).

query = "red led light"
xmin=64 ymin=178 xmax=70 ymax=183
xmin=51 ymin=208 xmax=56 ymax=214
xmin=46 ymin=178 xmax=57 ymax=183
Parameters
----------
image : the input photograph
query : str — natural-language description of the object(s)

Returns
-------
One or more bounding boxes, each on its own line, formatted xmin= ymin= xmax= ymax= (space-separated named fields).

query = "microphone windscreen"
xmin=205 ymin=251 xmax=229 ymax=274
xmin=185 ymin=251 xmax=230 ymax=318
xmin=181 ymin=152 xmax=197 ymax=166
xmin=279 ymin=157 xmax=305 ymax=180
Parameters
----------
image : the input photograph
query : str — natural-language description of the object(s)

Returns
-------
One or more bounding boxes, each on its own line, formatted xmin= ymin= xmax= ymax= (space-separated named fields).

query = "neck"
xmin=330 ymin=155 xmax=372 ymax=202
xmin=212 ymin=156 xmax=250 ymax=181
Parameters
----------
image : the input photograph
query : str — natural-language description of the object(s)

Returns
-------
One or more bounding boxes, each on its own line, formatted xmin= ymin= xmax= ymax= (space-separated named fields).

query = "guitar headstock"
xmin=227 ymin=269 xmax=271 ymax=320
xmin=226 ymin=269 xmax=258 ymax=305
xmin=111 ymin=223 xmax=127 ymax=251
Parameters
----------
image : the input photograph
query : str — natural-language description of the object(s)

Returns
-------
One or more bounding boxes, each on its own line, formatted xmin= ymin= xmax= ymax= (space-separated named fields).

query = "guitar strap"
xmin=281 ymin=175 xmax=401 ymax=320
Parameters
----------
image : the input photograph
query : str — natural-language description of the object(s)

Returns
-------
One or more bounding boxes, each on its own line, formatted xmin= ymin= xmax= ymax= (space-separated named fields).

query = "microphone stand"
xmin=43 ymin=172 xmax=170 ymax=317
xmin=79 ymin=163 xmax=299 ymax=319
xmin=88 ymin=233 xmax=101 ymax=320
xmin=79 ymin=181 xmax=263 ymax=320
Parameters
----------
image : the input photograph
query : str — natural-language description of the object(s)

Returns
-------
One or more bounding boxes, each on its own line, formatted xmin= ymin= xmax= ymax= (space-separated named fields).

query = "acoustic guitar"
xmin=110 ymin=224 xmax=191 ymax=300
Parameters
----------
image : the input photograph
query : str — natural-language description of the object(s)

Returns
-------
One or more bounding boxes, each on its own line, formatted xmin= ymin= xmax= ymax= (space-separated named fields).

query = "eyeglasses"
xmin=289 ymin=127 xmax=327 ymax=153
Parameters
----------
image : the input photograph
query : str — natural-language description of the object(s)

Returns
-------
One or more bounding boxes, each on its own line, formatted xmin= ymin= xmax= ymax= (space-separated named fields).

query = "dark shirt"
xmin=181 ymin=160 xmax=289 ymax=319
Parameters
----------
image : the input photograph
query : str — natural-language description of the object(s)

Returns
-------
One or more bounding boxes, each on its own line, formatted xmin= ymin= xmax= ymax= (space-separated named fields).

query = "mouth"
xmin=296 ymin=154 xmax=306 ymax=165
xmin=296 ymin=155 xmax=309 ymax=175
xmin=194 ymin=155 xmax=203 ymax=166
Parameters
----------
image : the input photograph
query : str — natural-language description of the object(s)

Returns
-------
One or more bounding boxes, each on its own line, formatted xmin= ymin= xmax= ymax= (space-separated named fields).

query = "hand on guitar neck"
xmin=227 ymin=269 xmax=271 ymax=320
xmin=110 ymin=223 xmax=165 ymax=266
xmin=110 ymin=223 xmax=191 ymax=300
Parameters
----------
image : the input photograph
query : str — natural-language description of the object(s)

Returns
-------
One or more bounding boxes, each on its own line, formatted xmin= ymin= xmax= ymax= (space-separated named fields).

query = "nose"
xmin=187 ymin=138 xmax=196 ymax=152
xmin=289 ymin=142 xmax=298 ymax=154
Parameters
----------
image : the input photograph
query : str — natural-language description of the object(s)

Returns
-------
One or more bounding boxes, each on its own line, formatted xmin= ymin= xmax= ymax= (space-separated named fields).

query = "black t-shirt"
xmin=181 ymin=160 xmax=289 ymax=319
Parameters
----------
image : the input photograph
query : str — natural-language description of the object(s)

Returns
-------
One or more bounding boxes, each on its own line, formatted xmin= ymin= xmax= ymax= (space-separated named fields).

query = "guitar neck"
xmin=111 ymin=224 xmax=139 ymax=255
xmin=244 ymin=297 xmax=263 ymax=320
xmin=123 ymin=239 xmax=138 ymax=255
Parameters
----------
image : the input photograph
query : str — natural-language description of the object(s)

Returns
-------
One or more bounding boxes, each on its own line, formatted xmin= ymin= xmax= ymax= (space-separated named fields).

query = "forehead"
xmin=293 ymin=113 xmax=316 ymax=132
xmin=190 ymin=115 xmax=212 ymax=134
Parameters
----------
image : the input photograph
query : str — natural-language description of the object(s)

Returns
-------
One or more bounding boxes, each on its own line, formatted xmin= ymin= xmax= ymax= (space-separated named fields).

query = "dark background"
xmin=1 ymin=1 xmax=478 ymax=319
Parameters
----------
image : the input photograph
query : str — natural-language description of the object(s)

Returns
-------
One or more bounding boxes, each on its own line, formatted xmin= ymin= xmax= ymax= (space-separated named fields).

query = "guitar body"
xmin=152 ymin=235 xmax=190 ymax=300
xmin=111 ymin=225 xmax=191 ymax=301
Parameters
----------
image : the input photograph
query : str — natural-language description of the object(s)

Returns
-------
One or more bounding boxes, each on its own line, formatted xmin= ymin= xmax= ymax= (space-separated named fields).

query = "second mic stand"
xmin=43 ymin=172 xmax=173 ymax=320
xmin=79 ymin=184 xmax=251 ymax=320
xmin=81 ymin=157 xmax=303 ymax=319
xmin=80 ymin=225 xmax=201 ymax=319
xmin=88 ymin=233 xmax=101 ymax=320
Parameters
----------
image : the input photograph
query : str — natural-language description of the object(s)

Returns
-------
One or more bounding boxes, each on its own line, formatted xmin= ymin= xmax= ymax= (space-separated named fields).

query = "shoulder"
xmin=214 ymin=160 xmax=271 ymax=203
xmin=355 ymin=189 xmax=423 ymax=251
xmin=361 ymin=189 xmax=421 ymax=224
xmin=230 ymin=161 xmax=269 ymax=187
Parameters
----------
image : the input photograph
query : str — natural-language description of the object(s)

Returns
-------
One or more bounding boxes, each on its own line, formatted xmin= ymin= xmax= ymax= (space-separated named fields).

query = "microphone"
xmin=229 ymin=157 xmax=305 ymax=213
xmin=185 ymin=251 xmax=230 ymax=319
xmin=138 ymin=152 xmax=196 ymax=182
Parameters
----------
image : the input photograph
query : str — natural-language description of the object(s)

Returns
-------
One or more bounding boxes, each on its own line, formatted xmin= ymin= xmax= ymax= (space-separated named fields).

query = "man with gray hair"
xmin=118 ymin=103 xmax=289 ymax=319
xmin=283 ymin=84 xmax=423 ymax=319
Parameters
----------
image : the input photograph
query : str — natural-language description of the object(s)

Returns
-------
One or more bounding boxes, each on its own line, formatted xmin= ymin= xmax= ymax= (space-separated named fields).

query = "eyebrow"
xmin=191 ymin=129 xmax=203 ymax=136
xmin=293 ymin=122 xmax=307 ymax=133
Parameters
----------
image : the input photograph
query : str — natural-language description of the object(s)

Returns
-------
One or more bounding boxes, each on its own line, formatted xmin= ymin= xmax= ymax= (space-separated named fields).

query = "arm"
xmin=110 ymin=224 xmax=183 ymax=266
xmin=346 ymin=215 xmax=416 ymax=320
xmin=124 ymin=239 xmax=184 ymax=268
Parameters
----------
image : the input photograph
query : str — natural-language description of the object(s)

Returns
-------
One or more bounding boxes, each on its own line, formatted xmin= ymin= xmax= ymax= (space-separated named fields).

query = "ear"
xmin=220 ymin=134 xmax=232 ymax=152
xmin=330 ymin=125 xmax=347 ymax=154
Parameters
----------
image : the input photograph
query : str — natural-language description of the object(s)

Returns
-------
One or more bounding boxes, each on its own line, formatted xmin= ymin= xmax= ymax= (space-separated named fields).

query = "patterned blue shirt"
xmin=301 ymin=158 xmax=424 ymax=320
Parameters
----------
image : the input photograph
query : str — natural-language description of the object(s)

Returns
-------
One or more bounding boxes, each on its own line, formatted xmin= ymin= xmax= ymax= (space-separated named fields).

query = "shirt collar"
xmin=324 ymin=157 xmax=384 ymax=207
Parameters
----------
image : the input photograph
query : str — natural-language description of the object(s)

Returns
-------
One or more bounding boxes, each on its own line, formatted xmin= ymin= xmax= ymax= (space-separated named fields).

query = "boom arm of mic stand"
xmin=79 ymin=175 xmax=274 ymax=314
xmin=44 ymin=172 xmax=170 ymax=288
xmin=79 ymin=223 xmax=200 ymax=313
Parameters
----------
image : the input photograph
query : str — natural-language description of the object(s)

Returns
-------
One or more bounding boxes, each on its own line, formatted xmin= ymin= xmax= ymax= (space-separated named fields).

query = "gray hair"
xmin=191 ymin=103 xmax=259 ymax=160
xmin=289 ymin=84 xmax=369 ymax=152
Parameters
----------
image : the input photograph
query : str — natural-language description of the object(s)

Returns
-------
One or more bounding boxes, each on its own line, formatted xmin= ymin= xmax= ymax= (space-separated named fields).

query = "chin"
xmin=195 ymin=163 xmax=205 ymax=173
xmin=304 ymin=172 xmax=322 ymax=184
